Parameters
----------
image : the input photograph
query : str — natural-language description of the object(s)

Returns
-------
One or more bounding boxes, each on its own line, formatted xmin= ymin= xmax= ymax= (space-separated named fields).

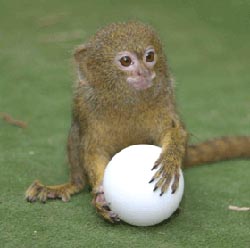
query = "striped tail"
xmin=184 ymin=136 xmax=250 ymax=167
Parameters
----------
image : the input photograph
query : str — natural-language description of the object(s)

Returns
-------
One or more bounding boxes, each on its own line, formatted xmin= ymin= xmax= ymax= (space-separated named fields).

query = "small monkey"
xmin=26 ymin=21 xmax=250 ymax=222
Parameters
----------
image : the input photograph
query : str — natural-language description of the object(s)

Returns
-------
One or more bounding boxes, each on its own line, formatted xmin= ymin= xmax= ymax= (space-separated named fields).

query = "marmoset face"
xmin=114 ymin=46 xmax=157 ymax=91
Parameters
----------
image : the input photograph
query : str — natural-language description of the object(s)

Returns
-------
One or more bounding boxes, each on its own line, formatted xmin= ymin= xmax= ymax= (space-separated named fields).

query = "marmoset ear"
xmin=74 ymin=44 xmax=89 ymax=84
xmin=74 ymin=44 xmax=88 ymax=63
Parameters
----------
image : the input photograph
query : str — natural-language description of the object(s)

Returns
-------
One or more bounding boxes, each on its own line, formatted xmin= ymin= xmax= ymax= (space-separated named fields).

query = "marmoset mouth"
xmin=127 ymin=77 xmax=153 ymax=90
xmin=127 ymin=72 xmax=156 ymax=91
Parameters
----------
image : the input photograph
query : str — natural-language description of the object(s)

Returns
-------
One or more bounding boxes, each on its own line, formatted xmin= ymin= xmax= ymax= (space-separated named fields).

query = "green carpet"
xmin=1 ymin=1 xmax=249 ymax=247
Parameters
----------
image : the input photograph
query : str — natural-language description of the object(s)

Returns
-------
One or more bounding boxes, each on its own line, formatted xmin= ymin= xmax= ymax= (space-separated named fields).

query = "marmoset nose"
xmin=137 ymin=64 xmax=149 ymax=77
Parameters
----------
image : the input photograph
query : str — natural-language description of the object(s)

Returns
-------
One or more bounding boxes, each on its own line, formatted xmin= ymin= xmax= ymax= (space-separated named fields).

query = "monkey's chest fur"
xmin=76 ymin=88 xmax=174 ymax=157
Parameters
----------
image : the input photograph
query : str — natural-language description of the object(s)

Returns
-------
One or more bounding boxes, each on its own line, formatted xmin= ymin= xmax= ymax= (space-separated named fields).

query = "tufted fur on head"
xmin=74 ymin=21 xmax=171 ymax=100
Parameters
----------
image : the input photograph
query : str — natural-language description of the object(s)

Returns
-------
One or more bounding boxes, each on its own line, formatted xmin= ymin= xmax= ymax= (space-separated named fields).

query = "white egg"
xmin=103 ymin=145 xmax=184 ymax=226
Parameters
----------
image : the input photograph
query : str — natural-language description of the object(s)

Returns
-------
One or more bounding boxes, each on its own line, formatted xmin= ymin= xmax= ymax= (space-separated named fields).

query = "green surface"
xmin=1 ymin=1 xmax=250 ymax=247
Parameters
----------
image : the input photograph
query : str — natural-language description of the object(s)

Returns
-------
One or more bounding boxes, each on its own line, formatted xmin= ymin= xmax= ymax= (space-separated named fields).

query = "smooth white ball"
xmin=103 ymin=145 xmax=184 ymax=226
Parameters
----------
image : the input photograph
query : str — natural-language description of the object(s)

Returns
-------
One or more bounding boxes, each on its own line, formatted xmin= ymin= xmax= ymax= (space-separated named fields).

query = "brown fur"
xmin=25 ymin=21 xmax=250 ymax=222
xmin=185 ymin=136 xmax=250 ymax=167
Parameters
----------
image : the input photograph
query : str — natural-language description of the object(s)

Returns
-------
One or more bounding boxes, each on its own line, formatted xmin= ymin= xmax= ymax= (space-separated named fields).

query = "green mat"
xmin=1 ymin=1 xmax=249 ymax=247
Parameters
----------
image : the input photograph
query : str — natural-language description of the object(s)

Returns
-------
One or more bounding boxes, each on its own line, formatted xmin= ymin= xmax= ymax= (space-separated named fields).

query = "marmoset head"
xmin=75 ymin=21 xmax=169 ymax=92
